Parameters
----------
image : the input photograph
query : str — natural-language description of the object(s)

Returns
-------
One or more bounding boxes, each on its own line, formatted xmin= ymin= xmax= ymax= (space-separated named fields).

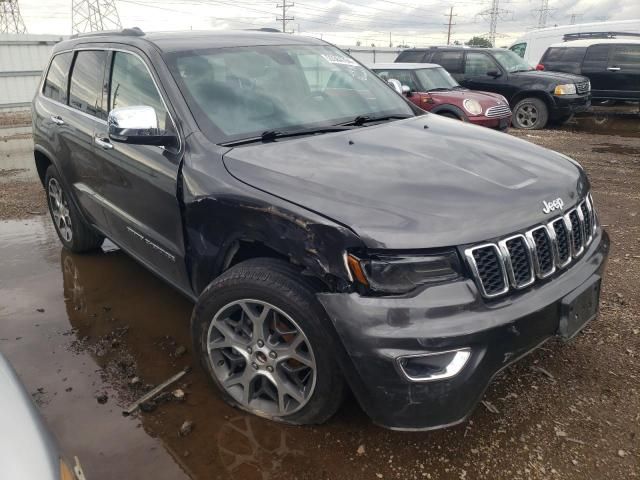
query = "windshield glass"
xmin=166 ymin=44 xmax=414 ymax=143
xmin=492 ymin=50 xmax=533 ymax=72
xmin=414 ymin=67 xmax=459 ymax=91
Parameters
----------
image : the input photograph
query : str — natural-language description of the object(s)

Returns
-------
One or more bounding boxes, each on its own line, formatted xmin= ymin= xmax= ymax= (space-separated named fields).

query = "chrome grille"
xmin=465 ymin=195 xmax=597 ymax=298
xmin=576 ymin=81 xmax=591 ymax=94
xmin=485 ymin=104 xmax=511 ymax=118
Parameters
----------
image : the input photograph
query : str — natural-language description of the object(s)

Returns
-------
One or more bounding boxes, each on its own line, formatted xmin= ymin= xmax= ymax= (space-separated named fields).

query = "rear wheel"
xmin=192 ymin=258 xmax=345 ymax=425
xmin=512 ymin=97 xmax=549 ymax=129
xmin=45 ymin=165 xmax=103 ymax=252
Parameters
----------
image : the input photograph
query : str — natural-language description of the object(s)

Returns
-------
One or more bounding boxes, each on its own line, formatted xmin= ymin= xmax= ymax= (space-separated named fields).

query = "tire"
xmin=512 ymin=97 xmax=549 ymax=129
xmin=439 ymin=112 xmax=463 ymax=120
xmin=192 ymin=258 xmax=346 ymax=425
xmin=45 ymin=164 xmax=103 ymax=252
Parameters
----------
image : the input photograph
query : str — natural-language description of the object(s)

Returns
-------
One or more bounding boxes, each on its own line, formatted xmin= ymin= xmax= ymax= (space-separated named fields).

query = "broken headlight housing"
xmin=347 ymin=250 xmax=463 ymax=294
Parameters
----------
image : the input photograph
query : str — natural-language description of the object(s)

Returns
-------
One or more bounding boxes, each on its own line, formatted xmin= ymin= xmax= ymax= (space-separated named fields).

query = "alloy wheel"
xmin=207 ymin=299 xmax=317 ymax=417
xmin=515 ymin=103 xmax=538 ymax=128
xmin=48 ymin=178 xmax=73 ymax=242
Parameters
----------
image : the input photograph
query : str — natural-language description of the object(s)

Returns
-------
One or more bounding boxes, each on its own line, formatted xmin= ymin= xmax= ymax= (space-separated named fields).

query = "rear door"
xmin=395 ymin=50 xmax=427 ymax=63
xmin=429 ymin=50 xmax=464 ymax=82
xmin=606 ymin=44 xmax=640 ymax=100
xmin=581 ymin=44 xmax=611 ymax=99
xmin=60 ymin=49 xmax=110 ymax=229
xmin=93 ymin=47 xmax=190 ymax=291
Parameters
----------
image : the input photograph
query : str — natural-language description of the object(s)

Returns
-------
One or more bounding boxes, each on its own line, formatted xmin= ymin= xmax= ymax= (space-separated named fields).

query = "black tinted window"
xmin=543 ymin=47 xmax=587 ymax=63
xmin=69 ymin=50 xmax=107 ymax=119
xmin=583 ymin=45 xmax=610 ymax=68
xmin=396 ymin=50 xmax=426 ymax=63
xmin=431 ymin=51 xmax=464 ymax=73
xmin=464 ymin=52 xmax=498 ymax=75
xmin=110 ymin=52 xmax=168 ymax=130
xmin=611 ymin=45 xmax=640 ymax=65
xmin=43 ymin=52 xmax=73 ymax=103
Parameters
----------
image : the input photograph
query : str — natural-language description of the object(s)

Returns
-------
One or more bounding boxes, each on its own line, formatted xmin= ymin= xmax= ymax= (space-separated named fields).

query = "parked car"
xmin=508 ymin=19 xmax=640 ymax=66
xmin=370 ymin=63 xmax=512 ymax=130
xmin=396 ymin=46 xmax=592 ymax=129
xmin=0 ymin=352 xmax=83 ymax=480
xmin=33 ymin=29 xmax=609 ymax=431
xmin=537 ymin=38 xmax=640 ymax=103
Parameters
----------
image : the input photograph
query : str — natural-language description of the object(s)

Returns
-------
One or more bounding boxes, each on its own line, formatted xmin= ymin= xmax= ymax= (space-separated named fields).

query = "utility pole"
xmin=0 ymin=0 xmax=27 ymax=34
xmin=276 ymin=2 xmax=294 ymax=34
xmin=389 ymin=32 xmax=392 ymax=47
xmin=71 ymin=0 xmax=122 ymax=34
xmin=444 ymin=6 xmax=457 ymax=45
xmin=535 ymin=0 xmax=551 ymax=28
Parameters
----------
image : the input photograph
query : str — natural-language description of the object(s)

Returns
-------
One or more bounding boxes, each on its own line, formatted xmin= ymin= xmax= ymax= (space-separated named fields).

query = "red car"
xmin=371 ymin=63 xmax=512 ymax=131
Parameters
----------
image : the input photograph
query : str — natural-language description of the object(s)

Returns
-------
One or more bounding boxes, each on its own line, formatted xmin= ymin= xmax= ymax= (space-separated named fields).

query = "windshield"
xmin=492 ymin=50 xmax=533 ymax=73
xmin=166 ymin=44 xmax=414 ymax=143
xmin=414 ymin=67 xmax=459 ymax=91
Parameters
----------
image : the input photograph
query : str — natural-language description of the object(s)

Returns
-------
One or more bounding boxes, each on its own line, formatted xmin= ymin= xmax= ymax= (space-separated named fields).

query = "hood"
xmin=429 ymin=89 xmax=506 ymax=108
xmin=511 ymin=69 xmax=588 ymax=85
xmin=223 ymin=116 xmax=588 ymax=249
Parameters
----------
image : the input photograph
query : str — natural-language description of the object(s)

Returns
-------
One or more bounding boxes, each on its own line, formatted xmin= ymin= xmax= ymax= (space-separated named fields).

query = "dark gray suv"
xmin=32 ymin=28 xmax=609 ymax=431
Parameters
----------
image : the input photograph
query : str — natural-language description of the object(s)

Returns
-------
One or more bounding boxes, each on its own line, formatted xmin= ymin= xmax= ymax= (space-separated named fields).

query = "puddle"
xmin=592 ymin=142 xmax=640 ymax=156
xmin=567 ymin=112 xmax=640 ymax=138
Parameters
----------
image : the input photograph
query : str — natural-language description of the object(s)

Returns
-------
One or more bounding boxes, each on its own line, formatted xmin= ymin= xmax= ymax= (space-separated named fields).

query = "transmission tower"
xmin=479 ymin=0 xmax=508 ymax=47
xmin=0 ymin=0 xmax=27 ymax=34
xmin=276 ymin=2 xmax=294 ymax=34
xmin=71 ymin=0 xmax=122 ymax=34
xmin=535 ymin=0 xmax=552 ymax=28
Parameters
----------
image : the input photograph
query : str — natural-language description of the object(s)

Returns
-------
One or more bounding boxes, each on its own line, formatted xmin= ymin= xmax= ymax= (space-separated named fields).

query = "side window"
xmin=110 ymin=51 xmax=168 ymax=131
xmin=510 ymin=43 xmax=527 ymax=58
xmin=43 ymin=52 xmax=73 ymax=103
xmin=69 ymin=50 xmax=108 ymax=119
xmin=431 ymin=51 xmax=464 ymax=73
xmin=464 ymin=52 xmax=498 ymax=76
xmin=396 ymin=50 xmax=426 ymax=63
xmin=610 ymin=45 xmax=640 ymax=66
xmin=583 ymin=45 xmax=610 ymax=69
xmin=379 ymin=70 xmax=418 ymax=90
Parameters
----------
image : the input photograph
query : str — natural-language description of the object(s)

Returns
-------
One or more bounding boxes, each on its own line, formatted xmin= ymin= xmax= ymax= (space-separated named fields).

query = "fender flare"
xmin=429 ymin=104 xmax=468 ymax=121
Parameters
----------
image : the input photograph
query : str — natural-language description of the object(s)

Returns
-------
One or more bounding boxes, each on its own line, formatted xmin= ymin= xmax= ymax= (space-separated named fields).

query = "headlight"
xmin=462 ymin=98 xmax=483 ymax=115
xmin=346 ymin=251 xmax=462 ymax=294
xmin=554 ymin=83 xmax=576 ymax=95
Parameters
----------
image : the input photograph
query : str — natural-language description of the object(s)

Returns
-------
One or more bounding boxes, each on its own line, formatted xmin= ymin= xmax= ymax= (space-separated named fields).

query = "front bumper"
xmin=317 ymin=229 xmax=609 ymax=431
xmin=550 ymin=93 xmax=592 ymax=118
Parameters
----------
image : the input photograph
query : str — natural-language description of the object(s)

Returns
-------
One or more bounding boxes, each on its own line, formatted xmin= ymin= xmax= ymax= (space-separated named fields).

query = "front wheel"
xmin=192 ymin=258 xmax=345 ymax=425
xmin=512 ymin=97 xmax=549 ymax=129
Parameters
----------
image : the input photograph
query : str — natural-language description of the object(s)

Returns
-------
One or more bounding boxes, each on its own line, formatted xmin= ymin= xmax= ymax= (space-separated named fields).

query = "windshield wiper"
xmin=221 ymin=125 xmax=355 ymax=146
xmin=348 ymin=114 xmax=413 ymax=126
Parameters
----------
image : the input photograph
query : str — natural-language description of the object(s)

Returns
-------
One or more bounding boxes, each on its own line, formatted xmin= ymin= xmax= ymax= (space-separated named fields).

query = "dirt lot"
xmin=0 ymin=116 xmax=638 ymax=480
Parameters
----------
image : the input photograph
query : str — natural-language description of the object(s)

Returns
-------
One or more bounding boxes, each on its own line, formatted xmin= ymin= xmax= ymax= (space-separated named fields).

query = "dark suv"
xmin=537 ymin=39 xmax=640 ymax=103
xmin=33 ymin=29 xmax=609 ymax=431
xmin=396 ymin=46 xmax=592 ymax=129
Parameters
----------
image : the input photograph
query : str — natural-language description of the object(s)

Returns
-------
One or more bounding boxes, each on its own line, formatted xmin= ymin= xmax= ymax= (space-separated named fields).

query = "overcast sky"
xmin=17 ymin=0 xmax=640 ymax=47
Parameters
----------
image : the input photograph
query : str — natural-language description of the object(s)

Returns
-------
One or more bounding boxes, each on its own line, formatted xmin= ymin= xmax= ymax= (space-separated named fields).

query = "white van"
xmin=509 ymin=19 xmax=640 ymax=66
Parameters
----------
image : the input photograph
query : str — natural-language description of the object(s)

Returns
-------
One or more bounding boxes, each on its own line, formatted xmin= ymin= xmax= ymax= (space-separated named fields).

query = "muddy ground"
xmin=0 ymin=115 xmax=638 ymax=480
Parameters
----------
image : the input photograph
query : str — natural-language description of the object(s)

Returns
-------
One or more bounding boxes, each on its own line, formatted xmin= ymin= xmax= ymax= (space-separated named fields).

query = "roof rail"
xmin=70 ymin=26 xmax=145 ymax=39
xmin=563 ymin=31 xmax=640 ymax=41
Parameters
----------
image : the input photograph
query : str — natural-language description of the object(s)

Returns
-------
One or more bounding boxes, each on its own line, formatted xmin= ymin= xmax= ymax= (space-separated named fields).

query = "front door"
xmin=607 ymin=44 xmax=640 ymax=101
xmin=93 ymin=48 xmax=191 ymax=293
xmin=461 ymin=52 xmax=508 ymax=96
xmin=581 ymin=44 xmax=611 ymax=99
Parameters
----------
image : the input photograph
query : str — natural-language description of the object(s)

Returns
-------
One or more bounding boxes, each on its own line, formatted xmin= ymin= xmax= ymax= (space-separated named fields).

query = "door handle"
xmin=50 ymin=115 xmax=65 ymax=125
xmin=94 ymin=136 xmax=114 ymax=150
xmin=607 ymin=67 xmax=621 ymax=71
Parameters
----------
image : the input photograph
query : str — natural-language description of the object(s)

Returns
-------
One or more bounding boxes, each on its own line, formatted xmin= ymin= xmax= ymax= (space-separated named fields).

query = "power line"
xmin=0 ymin=0 xmax=28 ymax=34
xmin=276 ymin=1 xmax=294 ymax=33
xmin=534 ymin=0 xmax=552 ymax=28
xmin=72 ymin=0 xmax=122 ymax=33
xmin=444 ymin=6 xmax=457 ymax=44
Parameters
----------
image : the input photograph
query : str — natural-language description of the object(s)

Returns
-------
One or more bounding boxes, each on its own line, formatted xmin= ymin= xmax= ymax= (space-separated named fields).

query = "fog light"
xmin=397 ymin=348 xmax=471 ymax=382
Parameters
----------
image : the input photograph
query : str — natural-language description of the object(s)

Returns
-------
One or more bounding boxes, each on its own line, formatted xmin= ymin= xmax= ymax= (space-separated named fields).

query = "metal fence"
xmin=0 ymin=34 xmax=63 ymax=112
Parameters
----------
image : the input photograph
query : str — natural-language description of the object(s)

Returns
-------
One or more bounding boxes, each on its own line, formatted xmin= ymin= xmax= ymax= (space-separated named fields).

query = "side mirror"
xmin=387 ymin=78 xmax=402 ymax=94
xmin=486 ymin=70 xmax=502 ymax=78
xmin=401 ymin=85 xmax=413 ymax=96
xmin=108 ymin=106 xmax=175 ymax=147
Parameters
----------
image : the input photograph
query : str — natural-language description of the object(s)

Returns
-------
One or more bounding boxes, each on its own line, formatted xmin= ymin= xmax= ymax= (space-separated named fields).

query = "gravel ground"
xmin=0 ymin=122 xmax=638 ymax=480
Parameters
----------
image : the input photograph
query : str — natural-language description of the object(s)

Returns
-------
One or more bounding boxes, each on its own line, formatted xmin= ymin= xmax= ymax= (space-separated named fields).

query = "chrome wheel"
xmin=515 ymin=103 xmax=538 ymax=128
xmin=207 ymin=299 xmax=317 ymax=417
xmin=48 ymin=178 xmax=73 ymax=242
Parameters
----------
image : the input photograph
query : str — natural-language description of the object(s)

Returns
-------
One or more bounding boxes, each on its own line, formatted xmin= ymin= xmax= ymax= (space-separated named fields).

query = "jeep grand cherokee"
xmin=32 ymin=28 xmax=609 ymax=430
